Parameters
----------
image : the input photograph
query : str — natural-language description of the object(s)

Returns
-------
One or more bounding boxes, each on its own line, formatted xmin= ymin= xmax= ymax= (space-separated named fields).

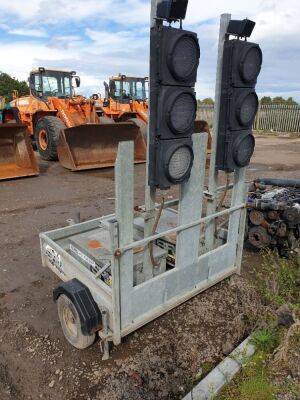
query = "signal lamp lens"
xmin=168 ymin=92 xmax=196 ymax=134
xmin=241 ymin=46 xmax=262 ymax=83
xmin=167 ymin=145 xmax=194 ymax=182
xmin=237 ymin=92 xmax=258 ymax=126
xmin=233 ymin=133 xmax=255 ymax=167
xmin=169 ymin=35 xmax=199 ymax=81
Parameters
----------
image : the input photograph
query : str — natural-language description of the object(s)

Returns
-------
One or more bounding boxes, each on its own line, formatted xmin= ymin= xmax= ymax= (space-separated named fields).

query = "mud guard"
xmin=53 ymin=278 xmax=102 ymax=335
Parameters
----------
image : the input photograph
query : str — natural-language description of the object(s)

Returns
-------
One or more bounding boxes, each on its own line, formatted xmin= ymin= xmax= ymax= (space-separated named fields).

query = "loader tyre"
xmin=128 ymin=118 xmax=147 ymax=143
xmin=57 ymin=294 xmax=96 ymax=349
xmin=35 ymin=116 xmax=66 ymax=161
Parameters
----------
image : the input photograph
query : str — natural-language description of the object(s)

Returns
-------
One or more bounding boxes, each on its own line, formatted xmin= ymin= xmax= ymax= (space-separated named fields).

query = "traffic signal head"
xmin=216 ymin=35 xmax=262 ymax=172
xmin=226 ymin=40 xmax=262 ymax=88
xmin=154 ymin=26 xmax=200 ymax=87
xmin=149 ymin=22 xmax=200 ymax=189
xmin=157 ymin=86 xmax=197 ymax=139
xmin=152 ymin=138 xmax=194 ymax=189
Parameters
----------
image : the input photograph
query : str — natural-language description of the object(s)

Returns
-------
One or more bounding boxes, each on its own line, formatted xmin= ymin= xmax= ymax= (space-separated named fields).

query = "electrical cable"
xmin=149 ymin=196 xmax=165 ymax=267
xmin=217 ymin=173 xmax=230 ymax=211
xmin=215 ymin=173 xmax=230 ymax=238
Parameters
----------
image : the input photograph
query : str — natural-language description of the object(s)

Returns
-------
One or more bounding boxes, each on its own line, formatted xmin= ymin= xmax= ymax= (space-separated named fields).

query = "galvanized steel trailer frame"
xmin=39 ymin=12 xmax=247 ymax=356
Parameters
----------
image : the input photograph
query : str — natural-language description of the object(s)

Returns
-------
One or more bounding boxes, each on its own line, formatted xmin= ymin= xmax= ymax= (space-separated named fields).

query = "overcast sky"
xmin=0 ymin=0 xmax=299 ymax=101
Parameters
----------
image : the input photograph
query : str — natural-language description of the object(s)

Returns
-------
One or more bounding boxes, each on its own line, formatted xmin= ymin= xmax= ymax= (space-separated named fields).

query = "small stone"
xmin=55 ymin=369 xmax=60 ymax=375
xmin=289 ymin=367 xmax=299 ymax=378
xmin=49 ymin=380 xmax=55 ymax=388
xmin=277 ymin=304 xmax=294 ymax=327
xmin=222 ymin=341 xmax=234 ymax=356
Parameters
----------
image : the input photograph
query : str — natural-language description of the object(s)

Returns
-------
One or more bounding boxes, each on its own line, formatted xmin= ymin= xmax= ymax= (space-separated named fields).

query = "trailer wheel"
xmin=57 ymin=294 xmax=95 ymax=349
xmin=35 ymin=116 xmax=66 ymax=161
xmin=127 ymin=118 xmax=147 ymax=143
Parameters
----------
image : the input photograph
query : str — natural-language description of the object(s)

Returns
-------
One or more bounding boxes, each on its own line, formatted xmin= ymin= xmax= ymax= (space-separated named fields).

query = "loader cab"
xmin=29 ymin=68 xmax=80 ymax=100
xmin=107 ymin=75 xmax=148 ymax=104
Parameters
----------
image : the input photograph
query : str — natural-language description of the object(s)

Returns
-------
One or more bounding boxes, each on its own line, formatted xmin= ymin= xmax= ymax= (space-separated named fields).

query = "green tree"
xmin=286 ymin=97 xmax=298 ymax=105
xmin=272 ymin=96 xmax=286 ymax=104
xmin=260 ymin=96 xmax=298 ymax=105
xmin=0 ymin=72 xmax=29 ymax=102
xmin=260 ymin=96 xmax=272 ymax=104
xmin=199 ymin=97 xmax=214 ymax=105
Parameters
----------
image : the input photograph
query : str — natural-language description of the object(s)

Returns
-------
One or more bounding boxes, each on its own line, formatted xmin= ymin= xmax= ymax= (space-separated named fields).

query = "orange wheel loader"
xmin=96 ymin=73 xmax=211 ymax=150
xmin=7 ymin=68 xmax=146 ymax=171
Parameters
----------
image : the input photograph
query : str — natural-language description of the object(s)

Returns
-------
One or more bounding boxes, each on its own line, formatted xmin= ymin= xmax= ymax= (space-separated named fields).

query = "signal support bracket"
xmin=204 ymin=191 xmax=215 ymax=201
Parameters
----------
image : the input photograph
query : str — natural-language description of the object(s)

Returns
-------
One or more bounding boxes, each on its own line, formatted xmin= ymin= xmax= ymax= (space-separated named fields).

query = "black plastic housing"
xmin=149 ymin=137 xmax=194 ymax=189
xmin=53 ymin=279 xmax=102 ymax=335
xmin=216 ymin=37 xmax=262 ymax=172
xmin=157 ymin=0 xmax=188 ymax=21
xmin=228 ymin=88 xmax=258 ymax=130
xmin=217 ymin=130 xmax=255 ymax=171
xmin=157 ymin=86 xmax=196 ymax=139
xmin=222 ymin=40 xmax=262 ymax=88
xmin=148 ymin=23 xmax=200 ymax=189
xmin=227 ymin=19 xmax=255 ymax=38
xmin=152 ymin=25 xmax=200 ymax=87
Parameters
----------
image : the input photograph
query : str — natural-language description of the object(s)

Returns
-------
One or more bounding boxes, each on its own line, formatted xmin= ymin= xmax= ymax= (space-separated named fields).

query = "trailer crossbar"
xmin=114 ymin=202 xmax=245 ymax=255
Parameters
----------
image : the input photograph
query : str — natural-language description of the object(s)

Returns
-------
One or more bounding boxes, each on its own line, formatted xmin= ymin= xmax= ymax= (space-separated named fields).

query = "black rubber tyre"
xmin=127 ymin=118 xmax=147 ymax=143
xmin=57 ymin=294 xmax=96 ymax=349
xmin=34 ymin=116 xmax=66 ymax=161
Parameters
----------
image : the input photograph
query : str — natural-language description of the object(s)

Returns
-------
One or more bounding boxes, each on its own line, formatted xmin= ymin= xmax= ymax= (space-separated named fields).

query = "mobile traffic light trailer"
xmin=39 ymin=5 xmax=261 ymax=359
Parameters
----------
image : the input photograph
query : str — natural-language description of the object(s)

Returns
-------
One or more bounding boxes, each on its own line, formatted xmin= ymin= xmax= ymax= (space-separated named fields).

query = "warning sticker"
xmin=45 ymin=245 xmax=65 ymax=275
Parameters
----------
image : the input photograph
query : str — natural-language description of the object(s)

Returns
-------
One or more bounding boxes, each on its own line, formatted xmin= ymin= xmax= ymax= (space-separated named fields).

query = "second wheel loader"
xmin=7 ymin=68 xmax=146 ymax=171
xmin=97 ymin=73 xmax=211 ymax=150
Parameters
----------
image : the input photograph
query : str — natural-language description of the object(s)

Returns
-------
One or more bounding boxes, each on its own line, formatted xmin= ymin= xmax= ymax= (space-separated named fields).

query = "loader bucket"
xmin=194 ymin=120 xmax=212 ymax=152
xmin=0 ymin=124 xmax=39 ymax=180
xmin=57 ymin=122 xmax=147 ymax=171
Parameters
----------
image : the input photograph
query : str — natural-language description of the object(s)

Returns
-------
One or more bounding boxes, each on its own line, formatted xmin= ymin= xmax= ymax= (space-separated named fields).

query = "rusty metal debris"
xmin=247 ymin=179 xmax=300 ymax=255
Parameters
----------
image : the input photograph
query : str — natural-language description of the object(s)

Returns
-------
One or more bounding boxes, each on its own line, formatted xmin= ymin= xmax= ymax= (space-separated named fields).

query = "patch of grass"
xmin=239 ymin=375 xmax=274 ymax=400
xmin=218 ymin=351 xmax=275 ymax=400
xmin=201 ymin=361 xmax=215 ymax=377
xmin=183 ymin=361 xmax=216 ymax=397
xmin=276 ymin=381 xmax=298 ymax=400
xmin=251 ymin=329 xmax=278 ymax=353
xmin=217 ymin=251 xmax=300 ymax=400
xmin=256 ymin=250 xmax=300 ymax=306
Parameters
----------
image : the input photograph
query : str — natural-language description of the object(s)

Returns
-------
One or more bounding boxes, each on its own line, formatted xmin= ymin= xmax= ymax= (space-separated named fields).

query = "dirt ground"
xmin=0 ymin=135 xmax=300 ymax=400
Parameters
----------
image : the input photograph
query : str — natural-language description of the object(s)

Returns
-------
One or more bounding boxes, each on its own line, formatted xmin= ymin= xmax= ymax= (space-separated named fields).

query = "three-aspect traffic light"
xmin=148 ymin=7 xmax=200 ymax=189
xmin=216 ymin=19 xmax=262 ymax=172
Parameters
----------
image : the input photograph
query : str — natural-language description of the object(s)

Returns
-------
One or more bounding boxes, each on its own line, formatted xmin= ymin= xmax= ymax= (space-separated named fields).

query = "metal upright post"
xmin=143 ymin=0 xmax=162 ymax=279
xmin=205 ymin=13 xmax=231 ymax=251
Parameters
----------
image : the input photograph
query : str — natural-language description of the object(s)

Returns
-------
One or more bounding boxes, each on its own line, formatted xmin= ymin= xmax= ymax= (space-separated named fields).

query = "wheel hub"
xmin=38 ymin=129 xmax=48 ymax=151
xmin=63 ymin=306 xmax=77 ymax=337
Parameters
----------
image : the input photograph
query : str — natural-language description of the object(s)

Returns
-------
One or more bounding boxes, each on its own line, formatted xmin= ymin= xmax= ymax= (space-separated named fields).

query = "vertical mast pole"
xmin=205 ymin=13 xmax=231 ymax=251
